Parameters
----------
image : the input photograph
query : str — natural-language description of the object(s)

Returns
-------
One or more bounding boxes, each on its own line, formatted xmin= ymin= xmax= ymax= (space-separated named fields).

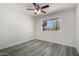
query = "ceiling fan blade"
xmin=41 ymin=5 xmax=49 ymax=9
xmin=26 ymin=9 xmax=34 ymax=10
xmin=41 ymin=10 xmax=46 ymax=13
xmin=37 ymin=4 xmax=40 ymax=8
xmin=33 ymin=3 xmax=36 ymax=6
xmin=33 ymin=3 xmax=37 ymax=8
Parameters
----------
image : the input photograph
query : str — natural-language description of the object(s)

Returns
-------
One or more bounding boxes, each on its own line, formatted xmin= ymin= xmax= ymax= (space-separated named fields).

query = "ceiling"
xmin=0 ymin=3 xmax=76 ymax=17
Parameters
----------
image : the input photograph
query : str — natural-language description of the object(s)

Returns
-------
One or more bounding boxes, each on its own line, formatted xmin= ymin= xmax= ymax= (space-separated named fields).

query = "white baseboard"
xmin=36 ymin=39 xmax=76 ymax=48
xmin=0 ymin=39 xmax=32 ymax=50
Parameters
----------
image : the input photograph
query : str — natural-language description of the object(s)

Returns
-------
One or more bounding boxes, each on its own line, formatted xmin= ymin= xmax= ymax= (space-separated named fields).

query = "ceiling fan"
xmin=26 ymin=3 xmax=49 ymax=14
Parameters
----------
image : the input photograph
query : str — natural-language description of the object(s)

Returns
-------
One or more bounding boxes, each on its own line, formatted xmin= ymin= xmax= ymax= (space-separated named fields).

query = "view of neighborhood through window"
xmin=42 ymin=18 xmax=61 ymax=31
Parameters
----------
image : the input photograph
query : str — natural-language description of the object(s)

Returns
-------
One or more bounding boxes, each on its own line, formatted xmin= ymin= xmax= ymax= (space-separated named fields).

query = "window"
xmin=42 ymin=18 xmax=61 ymax=31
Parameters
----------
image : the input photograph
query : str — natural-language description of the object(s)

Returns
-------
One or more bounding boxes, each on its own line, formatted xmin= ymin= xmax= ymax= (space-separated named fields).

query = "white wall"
xmin=34 ymin=8 xmax=76 ymax=47
xmin=0 ymin=4 xmax=34 ymax=50
xmin=76 ymin=4 xmax=79 ymax=54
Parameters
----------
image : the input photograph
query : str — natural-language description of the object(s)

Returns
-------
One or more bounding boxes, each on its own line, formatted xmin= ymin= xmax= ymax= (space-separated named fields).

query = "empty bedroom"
xmin=0 ymin=3 xmax=79 ymax=56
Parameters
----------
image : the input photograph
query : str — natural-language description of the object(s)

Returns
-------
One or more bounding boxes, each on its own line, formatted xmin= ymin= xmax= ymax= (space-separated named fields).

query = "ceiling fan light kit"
xmin=35 ymin=10 xmax=41 ymax=14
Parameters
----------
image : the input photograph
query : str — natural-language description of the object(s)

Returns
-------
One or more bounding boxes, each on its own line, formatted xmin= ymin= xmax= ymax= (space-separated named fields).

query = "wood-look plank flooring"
xmin=0 ymin=39 xmax=78 ymax=56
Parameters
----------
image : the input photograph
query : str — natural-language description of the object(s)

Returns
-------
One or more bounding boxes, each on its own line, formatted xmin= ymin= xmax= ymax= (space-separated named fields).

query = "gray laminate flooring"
xmin=0 ymin=39 xmax=78 ymax=56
